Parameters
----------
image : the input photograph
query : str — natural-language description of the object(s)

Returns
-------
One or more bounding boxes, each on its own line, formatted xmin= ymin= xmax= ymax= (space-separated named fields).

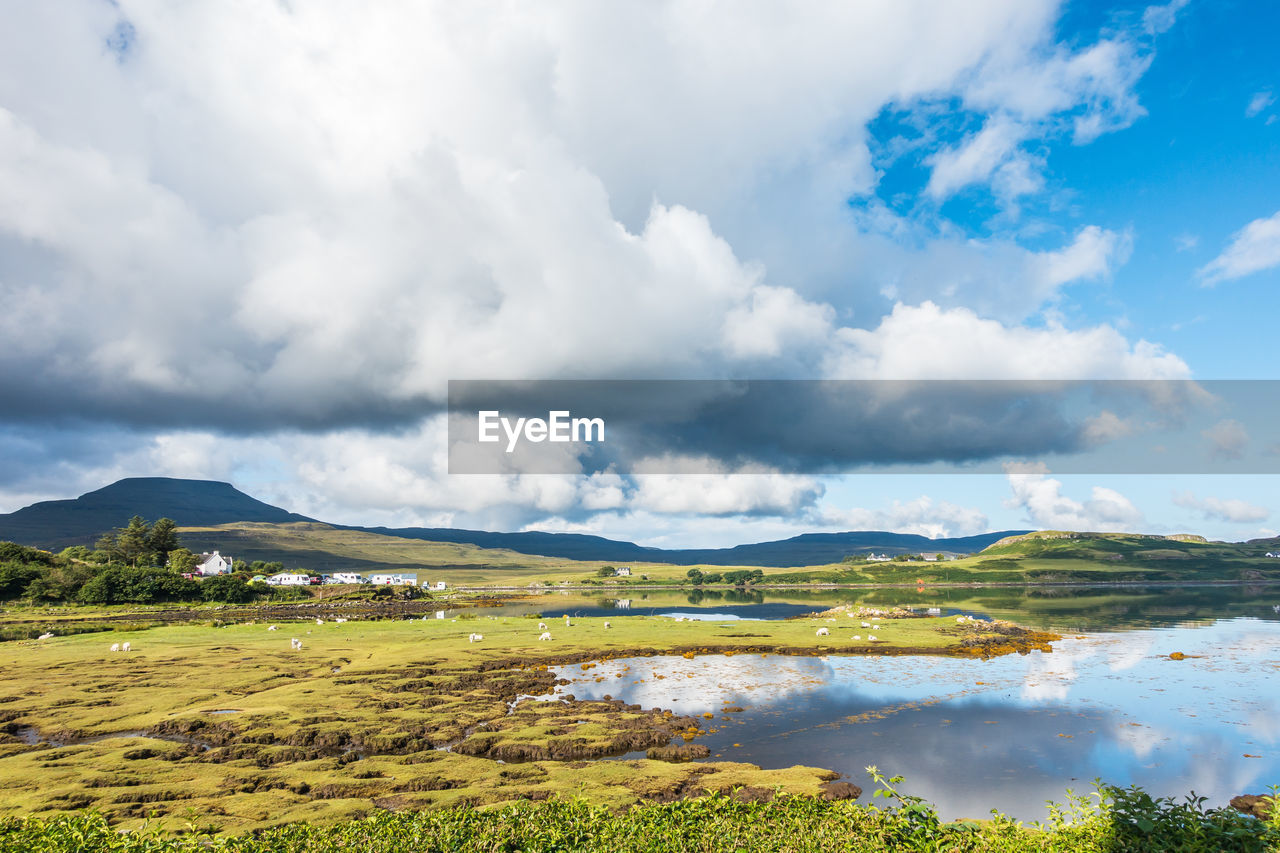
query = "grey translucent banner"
xmin=447 ymin=380 xmax=1280 ymax=475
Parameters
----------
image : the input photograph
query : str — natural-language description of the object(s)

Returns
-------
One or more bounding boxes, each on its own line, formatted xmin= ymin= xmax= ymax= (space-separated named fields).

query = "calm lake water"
xmin=465 ymin=583 xmax=1280 ymax=632
xmin=547 ymin=612 xmax=1280 ymax=822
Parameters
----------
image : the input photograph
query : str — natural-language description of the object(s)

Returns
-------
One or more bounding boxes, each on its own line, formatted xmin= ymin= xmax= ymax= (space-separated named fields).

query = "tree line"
xmin=0 ymin=516 xmax=310 ymax=606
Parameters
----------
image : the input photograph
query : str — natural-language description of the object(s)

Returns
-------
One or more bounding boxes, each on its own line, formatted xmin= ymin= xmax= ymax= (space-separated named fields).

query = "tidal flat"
xmin=0 ymin=611 xmax=1052 ymax=832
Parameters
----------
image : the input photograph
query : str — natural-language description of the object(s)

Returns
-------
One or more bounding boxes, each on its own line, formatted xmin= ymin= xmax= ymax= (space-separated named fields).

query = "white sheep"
xmin=468 ymin=633 xmax=484 ymax=643
xmin=538 ymin=622 xmax=548 ymax=630
xmin=110 ymin=643 xmax=120 ymax=652
xmin=956 ymin=616 xmax=967 ymax=623
xmin=335 ymin=618 xmax=347 ymax=624
xmin=37 ymin=632 xmax=53 ymax=640
xmin=872 ymin=625 xmax=880 ymax=630
xmin=291 ymin=638 xmax=303 ymax=650
xmin=867 ymin=635 xmax=878 ymax=641
xmin=603 ymin=621 xmax=612 ymax=629
xmin=538 ymin=632 xmax=552 ymax=641
xmin=816 ymin=627 xmax=830 ymax=636
xmin=315 ymin=618 xmax=324 ymax=625
xmin=861 ymin=621 xmax=871 ymax=628
xmin=851 ymin=635 xmax=861 ymax=640
xmin=121 ymin=642 xmax=131 ymax=652
xmin=267 ymin=625 xmax=278 ymax=631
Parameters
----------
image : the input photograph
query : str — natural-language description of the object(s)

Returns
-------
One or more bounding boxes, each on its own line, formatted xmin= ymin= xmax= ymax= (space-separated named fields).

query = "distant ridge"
xmin=0 ymin=478 xmax=314 ymax=549
xmin=339 ymin=527 xmax=1025 ymax=567
xmin=0 ymin=476 xmax=1025 ymax=566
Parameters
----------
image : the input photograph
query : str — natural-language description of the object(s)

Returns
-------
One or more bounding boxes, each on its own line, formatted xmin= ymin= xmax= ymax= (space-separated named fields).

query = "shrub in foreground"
xmin=0 ymin=779 xmax=1276 ymax=853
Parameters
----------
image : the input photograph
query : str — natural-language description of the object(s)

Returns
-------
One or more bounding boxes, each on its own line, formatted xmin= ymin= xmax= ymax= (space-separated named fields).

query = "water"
xmin=463 ymin=584 xmax=1280 ymax=632
xmin=549 ymin=617 xmax=1280 ymax=822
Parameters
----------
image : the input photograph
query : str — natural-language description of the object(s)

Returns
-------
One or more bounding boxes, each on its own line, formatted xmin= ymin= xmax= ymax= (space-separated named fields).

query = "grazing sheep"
xmin=335 ymin=618 xmax=347 ymax=624
xmin=37 ymin=632 xmax=54 ymax=641
xmin=267 ymin=625 xmax=278 ymax=631
xmin=468 ymin=633 xmax=484 ymax=643
xmin=538 ymin=622 xmax=548 ymax=630
xmin=110 ymin=643 xmax=120 ymax=652
xmin=121 ymin=642 xmax=131 ymax=652
xmin=867 ymin=635 xmax=877 ymax=641
xmin=852 ymin=635 xmax=861 ymax=640
xmin=956 ymin=616 xmax=967 ymax=623
xmin=861 ymin=621 xmax=872 ymax=628
xmin=291 ymin=638 xmax=303 ymax=650
xmin=538 ymin=632 xmax=552 ymax=641
xmin=872 ymin=625 xmax=880 ymax=630
xmin=816 ymin=627 xmax=830 ymax=636
xmin=315 ymin=619 xmax=324 ymax=625
xmin=603 ymin=621 xmax=612 ymax=629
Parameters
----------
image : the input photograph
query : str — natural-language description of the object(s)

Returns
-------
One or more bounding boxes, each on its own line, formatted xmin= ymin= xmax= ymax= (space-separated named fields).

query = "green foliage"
xmin=0 ymin=781 xmax=1276 ymax=852
xmin=596 ymin=566 xmax=618 ymax=577
xmin=94 ymin=516 xmax=185 ymax=569
xmin=701 ymin=572 xmax=723 ymax=584
xmin=146 ymin=518 xmax=180 ymax=562
xmin=0 ymin=542 xmax=56 ymax=566
xmin=244 ymin=560 xmax=284 ymax=575
xmin=0 ymin=562 xmax=41 ymax=599
xmin=686 ymin=568 xmax=704 ymax=585
xmin=75 ymin=566 xmax=201 ymax=605
xmin=198 ymin=574 xmax=255 ymax=604
xmin=167 ymin=548 xmax=199 ymax=574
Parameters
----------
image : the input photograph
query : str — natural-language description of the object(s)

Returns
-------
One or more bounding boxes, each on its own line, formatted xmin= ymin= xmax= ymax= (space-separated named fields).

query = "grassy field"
xmin=0 ymin=611 xmax=1052 ymax=833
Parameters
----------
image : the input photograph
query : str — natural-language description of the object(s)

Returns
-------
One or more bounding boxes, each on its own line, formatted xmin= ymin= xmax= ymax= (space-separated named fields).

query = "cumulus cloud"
xmin=1172 ymin=491 xmax=1269 ymax=524
xmin=629 ymin=456 xmax=824 ymax=517
xmin=0 ymin=0 xmax=1173 ymax=434
xmin=818 ymin=496 xmax=989 ymax=539
xmin=1004 ymin=462 xmax=1144 ymax=531
xmin=1198 ymin=210 xmax=1280 ymax=284
xmin=824 ymin=302 xmax=1189 ymax=380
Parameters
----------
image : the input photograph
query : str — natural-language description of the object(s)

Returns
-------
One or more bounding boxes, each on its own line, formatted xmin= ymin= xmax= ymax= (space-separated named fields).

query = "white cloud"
xmin=1142 ymin=0 xmax=1191 ymax=36
xmin=925 ymin=118 xmax=1030 ymax=201
xmin=819 ymin=496 xmax=989 ymax=539
xmin=1201 ymin=419 xmax=1249 ymax=460
xmin=1004 ymin=462 xmax=1144 ymax=531
xmin=0 ymin=1 xmax=1171 ymax=427
xmin=1081 ymin=411 xmax=1140 ymax=446
xmin=629 ymin=456 xmax=824 ymax=517
xmin=1172 ymin=491 xmax=1269 ymax=524
xmin=1246 ymin=91 xmax=1275 ymax=118
xmin=823 ymin=301 xmax=1189 ymax=379
xmin=1198 ymin=210 xmax=1280 ymax=284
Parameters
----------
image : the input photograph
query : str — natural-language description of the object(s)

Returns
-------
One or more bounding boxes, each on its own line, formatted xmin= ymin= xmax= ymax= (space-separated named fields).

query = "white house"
xmin=330 ymin=572 xmax=368 ymax=584
xmin=866 ymin=553 xmax=892 ymax=562
xmin=267 ymin=572 xmax=311 ymax=586
xmin=615 ymin=566 xmax=632 ymax=577
xmin=432 ymin=581 xmax=446 ymax=591
xmin=195 ymin=551 xmax=233 ymax=576
xmin=1266 ymin=552 xmax=1280 ymax=558
xmin=369 ymin=573 xmax=417 ymax=586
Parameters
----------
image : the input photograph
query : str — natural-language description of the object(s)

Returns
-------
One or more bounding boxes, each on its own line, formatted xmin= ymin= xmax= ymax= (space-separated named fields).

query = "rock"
xmin=819 ymin=780 xmax=862 ymax=801
xmin=1169 ymin=652 xmax=1186 ymax=660
xmin=1230 ymin=794 xmax=1276 ymax=820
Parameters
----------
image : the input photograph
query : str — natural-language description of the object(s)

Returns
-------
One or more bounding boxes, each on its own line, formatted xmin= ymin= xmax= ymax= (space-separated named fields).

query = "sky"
xmin=1 ymin=0 xmax=1278 ymax=547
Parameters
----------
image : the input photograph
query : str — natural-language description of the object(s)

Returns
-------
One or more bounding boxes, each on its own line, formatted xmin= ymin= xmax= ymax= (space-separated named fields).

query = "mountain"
xmin=0 ymin=476 xmax=1024 ymax=566
xmin=351 ymin=525 xmax=1025 ymax=567
xmin=0 ymin=478 xmax=314 ymax=550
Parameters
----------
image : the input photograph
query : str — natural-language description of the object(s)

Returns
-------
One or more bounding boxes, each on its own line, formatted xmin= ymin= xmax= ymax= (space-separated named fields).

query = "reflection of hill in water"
xmin=487 ymin=585 xmax=1280 ymax=631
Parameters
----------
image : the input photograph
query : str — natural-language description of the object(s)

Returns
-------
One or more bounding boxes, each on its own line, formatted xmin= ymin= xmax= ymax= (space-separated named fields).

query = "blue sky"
xmin=0 ymin=0 xmax=1277 ymax=547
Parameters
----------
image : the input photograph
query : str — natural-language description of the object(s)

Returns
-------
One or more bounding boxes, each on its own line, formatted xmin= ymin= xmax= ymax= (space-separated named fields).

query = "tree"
xmin=596 ymin=566 xmax=618 ymax=578
xmin=701 ymin=572 xmax=723 ymax=585
xmin=200 ymin=574 xmax=254 ymax=604
xmin=114 ymin=516 xmax=153 ymax=567
xmin=168 ymin=548 xmax=199 ymax=574
xmin=686 ymin=568 xmax=704 ymax=585
xmin=147 ymin=518 xmax=180 ymax=561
